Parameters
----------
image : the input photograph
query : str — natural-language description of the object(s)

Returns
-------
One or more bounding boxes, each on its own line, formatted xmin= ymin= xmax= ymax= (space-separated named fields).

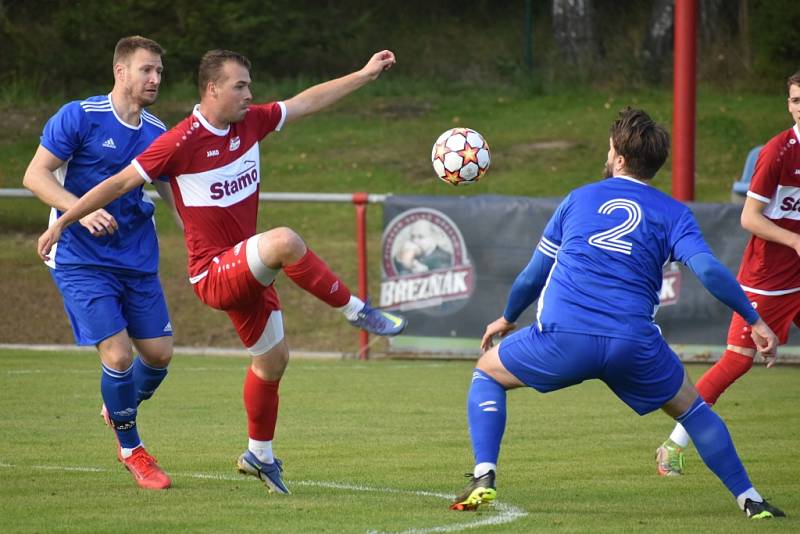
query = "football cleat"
xmin=450 ymin=470 xmax=497 ymax=511
xmin=237 ymin=451 xmax=290 ymax=494
xmin=348 ymin=301 xmax=407 ymax=336
xmin=123 ymin=446 xmax=171 ymax=490
xmin=655 ymin=440 xmax=684 ymax=476
xmin=744 ymin=498 xmax=786 ymax=519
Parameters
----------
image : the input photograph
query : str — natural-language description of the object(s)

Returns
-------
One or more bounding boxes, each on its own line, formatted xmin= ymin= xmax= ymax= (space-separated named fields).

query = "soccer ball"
xmin=431 ymin=128 xmax=491 ymax=186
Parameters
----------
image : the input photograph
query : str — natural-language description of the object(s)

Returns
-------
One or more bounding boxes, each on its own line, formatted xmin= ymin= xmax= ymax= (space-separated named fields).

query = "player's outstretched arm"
xmin=23 ymin=145 xmax=118 ymax=237
xmin=283 ymin=50 xmax=396 ymax=123
xmin=37 ymin=165 xmax=145 ymax=260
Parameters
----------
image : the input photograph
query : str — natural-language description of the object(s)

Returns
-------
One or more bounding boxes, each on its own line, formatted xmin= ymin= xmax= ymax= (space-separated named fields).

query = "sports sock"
xmin=100 ymin=362 xmax=141 ymax=450
xmin=337 ymin=295 xmax=366 ymax=321
xmin=677 ymin=396 xmax=752 ymax=498
xmin=668 ymin=423 xmax=690 ymax=448
xmin=133 ymin=356 xmax=168 ymax=405
xmin=736 ymin=487 xmax=764 ymax=510
xmin=468 ymin=369 xmax=507 ymax=468
xmin=248 ymin=438 xmax=275 ymax=464
xmin=695 ymin=350 xmax=753 ymax=405
xmin=243 ymin=367 xmax=280 ymax=441
xmin=283 ymin=249 xmax=351 ymax=308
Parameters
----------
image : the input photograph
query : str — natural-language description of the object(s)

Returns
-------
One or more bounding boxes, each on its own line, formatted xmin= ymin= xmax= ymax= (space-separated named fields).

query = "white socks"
xmin=248 ymin=438 xmax=274 ymax=464
xmin=120 ymin=443 xmax=142 ymax=459
xmin=736 ymin=487 xmax=764 ymax=510
xmin=669 ymin=423 xmax=691 ymax=448
xmin=338 ymin=295 xmax=365 ymax=321
xmin=474 ymin=462 xmax=496 ymax=478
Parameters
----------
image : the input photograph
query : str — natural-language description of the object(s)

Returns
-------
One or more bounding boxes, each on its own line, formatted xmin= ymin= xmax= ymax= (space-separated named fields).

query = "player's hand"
xmin=79 ymin=208 xmax=118 ymax=237
xmin=360 ymin=50 xmax=396 ymax=81
xmin=37 ymin=224 xmax=63 ymax=261
xmin=481 ymin=316 xmax=517 ymax=352
xmin=750 ymin=318 xmax=778 ymax=368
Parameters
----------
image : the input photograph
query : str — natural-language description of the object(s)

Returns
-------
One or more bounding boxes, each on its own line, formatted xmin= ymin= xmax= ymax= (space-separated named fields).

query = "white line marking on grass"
xmin=0 ymin=462 xmax=527 ymax=533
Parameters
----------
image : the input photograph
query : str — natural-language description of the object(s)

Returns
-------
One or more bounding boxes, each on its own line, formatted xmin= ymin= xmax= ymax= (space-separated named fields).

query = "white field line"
xmin=0 ymin=461 xmax=527 ymax=533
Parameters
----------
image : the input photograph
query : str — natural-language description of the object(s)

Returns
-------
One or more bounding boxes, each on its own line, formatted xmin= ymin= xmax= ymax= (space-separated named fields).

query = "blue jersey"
xmin=41 ymin=94 xmax=167 ymax=273
xmin=535 ymin=176 xmax=711 ymax=340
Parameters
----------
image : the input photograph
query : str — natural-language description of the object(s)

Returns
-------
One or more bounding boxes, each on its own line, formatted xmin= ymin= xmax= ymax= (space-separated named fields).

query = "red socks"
xmin=243 ymin=367 xmax=280 ymax=441
xmin=283 ymin=249 xmax=351 ymax=307
xmin=695 ymin=350 xmax=754 ymax=405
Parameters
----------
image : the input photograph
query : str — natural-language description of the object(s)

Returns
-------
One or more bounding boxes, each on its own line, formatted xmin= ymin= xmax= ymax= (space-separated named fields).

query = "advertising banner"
xmin=380 ymin=195 xmax=749 ymax=353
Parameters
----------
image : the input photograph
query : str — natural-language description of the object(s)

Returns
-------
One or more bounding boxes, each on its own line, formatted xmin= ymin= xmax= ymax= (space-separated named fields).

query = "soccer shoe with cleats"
xmin=655 ymin=440 xmax=684 ymax=476
xmin=123 ymin=446 xmax=171 ymax=490
xmin=237 ymin=451 xmax=290 ymax=494
xmin=348 ymin=302 xmax=407 ymax=336
xmin=450 ymin=470 xmax=497 ymax=511
xmin=744 ymin=499 xmax=786 ymax=519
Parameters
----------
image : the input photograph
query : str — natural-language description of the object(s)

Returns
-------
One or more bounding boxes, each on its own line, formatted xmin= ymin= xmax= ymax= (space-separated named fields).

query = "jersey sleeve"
xmin=538 ymin=194 xmax=570 ymax=258
xmin=40 ymin=102 xmax=85 ymax=161
xmin=250 ymin=102 xmax=286 ymax=139
xmin=670 ymin=207 xmax=713 ymax=264
xmin=747 ymin=141 xmax=781 ymax=202
xmin=132 ymin=129 xmax=183 ymax=183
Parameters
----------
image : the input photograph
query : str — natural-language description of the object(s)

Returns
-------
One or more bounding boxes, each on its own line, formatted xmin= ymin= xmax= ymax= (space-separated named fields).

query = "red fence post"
xmin=672 ymin=0 xmax=697 ymax=202
xmin=352 ymin=192 xmax=370 ymax=359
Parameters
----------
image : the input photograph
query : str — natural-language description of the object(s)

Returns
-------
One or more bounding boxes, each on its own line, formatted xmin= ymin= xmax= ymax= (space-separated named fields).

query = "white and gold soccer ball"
xmin=431 ymin=127 xmax=491 ymax=186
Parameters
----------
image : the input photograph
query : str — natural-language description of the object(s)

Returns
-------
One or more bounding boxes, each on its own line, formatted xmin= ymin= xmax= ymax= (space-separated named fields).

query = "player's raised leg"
xmin=235 ymin=329 xmax=290 ymax=494
xmin=451 ymin=345 xmax=523 ymax=511
xmin=251 ymin=228 xmax=406 ymax=336
xmin=661 ymin=373 xmax=784 ymax=519
xmin=98 ymin=331 xmax=171 ymax=489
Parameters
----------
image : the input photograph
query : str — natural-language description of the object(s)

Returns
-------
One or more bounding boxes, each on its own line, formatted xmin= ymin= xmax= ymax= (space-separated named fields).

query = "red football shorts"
xmin=726 ymin=290 xmax=800 ymax=349
xmin=192 ymin=238 xmax=283 ymax=355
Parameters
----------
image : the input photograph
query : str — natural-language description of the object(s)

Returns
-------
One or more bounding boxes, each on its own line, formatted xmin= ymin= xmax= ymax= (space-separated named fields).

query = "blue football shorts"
xmin=498 ymin=325 xmax=685 ymax=415
xmin=50 ymin=267 xmax=172 ymax=346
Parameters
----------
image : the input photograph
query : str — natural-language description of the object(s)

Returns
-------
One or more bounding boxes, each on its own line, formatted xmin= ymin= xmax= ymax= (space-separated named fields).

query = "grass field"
xmin=1 ymin=349 xmax=797 ymax=533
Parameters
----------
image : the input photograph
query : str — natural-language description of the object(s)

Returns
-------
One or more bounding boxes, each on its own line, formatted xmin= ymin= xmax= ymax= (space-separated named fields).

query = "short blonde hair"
xmin=113 ymin=36 xmax=164 ymax=67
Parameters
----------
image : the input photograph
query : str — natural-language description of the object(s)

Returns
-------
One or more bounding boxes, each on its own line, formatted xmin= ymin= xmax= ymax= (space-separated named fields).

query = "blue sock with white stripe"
xmin=133 ymin=356 xmax=168 ymax=405
xmin=678 ymin=395 xmax=752 ymax=498
xmin=100 ymin=363 xmax=141 ymax=450
xmin=467 ymin=369 xmax=507 ymax=474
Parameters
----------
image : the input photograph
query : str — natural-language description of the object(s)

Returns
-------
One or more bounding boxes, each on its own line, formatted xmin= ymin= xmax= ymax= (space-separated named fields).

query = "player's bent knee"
xmin=476 ymin=347 xmax=523 ymax=389
xmin=247 ymin=235 xmax=281 ymax=286
xmin=259 ymin=227 xmax=306 ymax=263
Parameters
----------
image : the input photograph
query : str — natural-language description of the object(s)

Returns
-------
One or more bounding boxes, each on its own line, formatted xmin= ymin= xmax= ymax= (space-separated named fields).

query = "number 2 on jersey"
xmin=587 ymin=198 xmax=642 ymax=255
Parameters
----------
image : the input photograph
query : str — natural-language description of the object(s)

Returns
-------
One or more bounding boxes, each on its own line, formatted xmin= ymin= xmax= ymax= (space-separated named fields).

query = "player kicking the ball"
xmin=450 ymin=108 xmax=785 ymax=519
xmin=37 ymin=48 xmax=406 ymax=494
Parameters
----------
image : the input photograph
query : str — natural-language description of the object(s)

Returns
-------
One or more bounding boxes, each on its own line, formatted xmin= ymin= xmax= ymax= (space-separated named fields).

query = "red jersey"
xmin=739 ymin=124 xmax=800 ymax=294
xmin=133 ymin=102 xmax=286 ymax=281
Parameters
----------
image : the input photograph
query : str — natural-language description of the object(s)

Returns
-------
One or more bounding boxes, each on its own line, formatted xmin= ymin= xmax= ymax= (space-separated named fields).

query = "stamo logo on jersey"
xmin=780 ymin=196 xmax=800 ymax=212
xmin=380 ymin=207 xmax=474 ymax=313
xmin=102 ymin=137 xmax=116 ymax=149
xmin=229 ymin=136 xmax=241 ymax=151
xmin=209 ymin=160 xmax=258 ymax=200
xmin=207 ymin=149 xmax=220 ymax=158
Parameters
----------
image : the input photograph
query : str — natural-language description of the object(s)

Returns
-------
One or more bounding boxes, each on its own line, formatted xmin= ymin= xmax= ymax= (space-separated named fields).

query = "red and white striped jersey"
xmin=740 ymin=124 xmax=800 ymax=294
xmin=133 ymin=102 xmax=286 ymax=281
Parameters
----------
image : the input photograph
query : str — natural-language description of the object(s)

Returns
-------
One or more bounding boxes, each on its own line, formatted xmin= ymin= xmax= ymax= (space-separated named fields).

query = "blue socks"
xmin=100 ymin=363 xmax=141 ymax=449
xmin=677 ymin=396 xmax=752 ymax=498
xmin=467 ymin=369 xmax=507 ymax=466
xmin=133 ymin=356 xmax=168 ymax=405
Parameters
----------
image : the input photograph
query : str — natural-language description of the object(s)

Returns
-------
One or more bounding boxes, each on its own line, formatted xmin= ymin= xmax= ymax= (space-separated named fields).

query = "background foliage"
xmin=1 ymin=0 xmax=798 ymax=98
